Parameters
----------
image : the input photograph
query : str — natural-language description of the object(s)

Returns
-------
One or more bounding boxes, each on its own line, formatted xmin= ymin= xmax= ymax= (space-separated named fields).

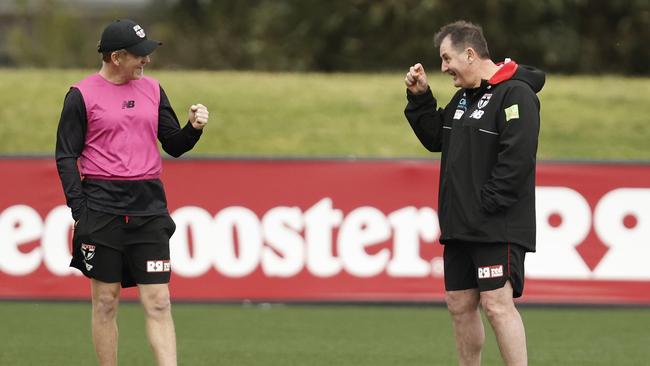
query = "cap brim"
xmin=126 ymin=39 xmax=162 ymax=56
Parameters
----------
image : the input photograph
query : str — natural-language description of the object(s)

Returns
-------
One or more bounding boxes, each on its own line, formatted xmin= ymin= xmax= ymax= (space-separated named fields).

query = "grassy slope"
xmin=0 ymin=302 xmax=648 ymax=365
xmin=0 ymin=69 xmax=648 ymax=160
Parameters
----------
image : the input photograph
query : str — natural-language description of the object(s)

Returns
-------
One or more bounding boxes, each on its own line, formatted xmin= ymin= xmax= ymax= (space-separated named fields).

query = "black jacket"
xmin=404 ymin=62 xmax=545 ymax=251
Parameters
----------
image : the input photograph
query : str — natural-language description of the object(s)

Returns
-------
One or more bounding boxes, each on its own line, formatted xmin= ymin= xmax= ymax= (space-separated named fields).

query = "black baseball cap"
xmin=97 ymin=19 xmax=162 ymax=56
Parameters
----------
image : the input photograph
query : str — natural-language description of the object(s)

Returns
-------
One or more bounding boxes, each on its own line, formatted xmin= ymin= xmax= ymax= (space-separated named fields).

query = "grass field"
xmin=0 ymin=301 xmax=649 ymax=365
xmin=0 ymin=69 xmax=648 ymax=160
xmin=1 ymin=69 xmax=649 ymax=365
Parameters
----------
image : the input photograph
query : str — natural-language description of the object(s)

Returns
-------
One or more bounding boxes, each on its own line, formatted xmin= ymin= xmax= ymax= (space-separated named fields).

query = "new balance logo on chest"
xmin=122 ymin=100 xmax=135 ymax=109
xmin=469 ymin=110 xmax=485 ymax=119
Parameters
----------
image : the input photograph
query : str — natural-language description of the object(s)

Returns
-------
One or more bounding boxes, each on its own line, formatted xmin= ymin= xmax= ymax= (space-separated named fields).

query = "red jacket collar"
xmin=488 ymin=60 xmax=518 ymax=85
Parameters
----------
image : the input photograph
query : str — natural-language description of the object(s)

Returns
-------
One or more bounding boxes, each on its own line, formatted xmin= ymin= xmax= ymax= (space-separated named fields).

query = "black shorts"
xmin=443 ymin=241 xmax=527 ymax=298
xmin=70 ymin=208 xmax=176 ymax=288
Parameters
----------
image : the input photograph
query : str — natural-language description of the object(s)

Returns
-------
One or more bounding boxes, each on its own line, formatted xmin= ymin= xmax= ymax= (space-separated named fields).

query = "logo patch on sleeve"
xmin=504 ymin=104 xmax=519 ymax=122
xmin=478 ymin=265 xmax=504 ymax=279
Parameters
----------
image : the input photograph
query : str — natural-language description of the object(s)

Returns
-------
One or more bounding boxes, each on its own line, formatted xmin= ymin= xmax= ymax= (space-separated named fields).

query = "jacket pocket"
xmin=462 ymin=119 xmax=500 ymax=136
xmin=461 ymin=109 xmax=500 ymax=135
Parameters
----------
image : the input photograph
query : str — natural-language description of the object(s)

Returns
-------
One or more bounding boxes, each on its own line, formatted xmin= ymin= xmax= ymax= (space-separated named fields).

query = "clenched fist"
xmin=404 ymin=63 xmax=429 ymax=95
xmin=188 ymin=104 xmax=209 ymax=130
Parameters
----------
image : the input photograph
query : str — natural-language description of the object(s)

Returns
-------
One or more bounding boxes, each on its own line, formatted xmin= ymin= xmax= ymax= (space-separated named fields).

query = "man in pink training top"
xmin=55 ymin=19 xmax=209 ymax=366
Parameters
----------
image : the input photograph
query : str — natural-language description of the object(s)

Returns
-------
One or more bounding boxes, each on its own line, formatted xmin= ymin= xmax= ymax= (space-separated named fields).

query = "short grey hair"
xmin=434 ymin=20 xmax=490 ymax=59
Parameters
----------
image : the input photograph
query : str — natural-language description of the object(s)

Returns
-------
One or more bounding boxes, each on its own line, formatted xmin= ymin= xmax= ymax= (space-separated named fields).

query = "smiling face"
xmin=114 ymin=50 xmax=151 ymax=81
xmin=439 ymin=35 xmax=476 ymax=88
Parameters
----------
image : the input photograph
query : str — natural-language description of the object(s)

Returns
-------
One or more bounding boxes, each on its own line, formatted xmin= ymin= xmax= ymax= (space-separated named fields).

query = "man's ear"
xmin=111 ymin=51 xmax=121 ymax=66
xmin=466 ymin=47 xmax=476 ymax=64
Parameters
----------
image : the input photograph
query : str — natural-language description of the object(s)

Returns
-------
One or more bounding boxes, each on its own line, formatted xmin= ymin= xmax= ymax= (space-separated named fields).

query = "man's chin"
xmin=452 ymin=78 xmax=473 ymax=89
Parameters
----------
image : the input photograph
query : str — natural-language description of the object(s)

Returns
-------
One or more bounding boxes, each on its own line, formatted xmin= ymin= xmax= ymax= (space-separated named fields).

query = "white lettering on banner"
xmin=213 ymin=207 xmax=263 ymax=277
xmin=593 ymin=188 xmax=650 ymax=280
xmin=338 ymin=206 xmax=392 ymax=277
xmin=2 ymin=188 xmax=650 ymax=280
xmin=304 ymin=198 xmax=343 ymax=277
xmin=41 ymin=206 xmax=79 ymax=276
xmin=262 ymin=207 xmax=304 ymax=277
xmin=387 ymin=207 xmax=438 ymax=277
xmin=526 ymin=187 xmax=593 ymax=279
xmin=168 ymin=206 xmax=215 ymax=277
xmin=0 ymin=205 xmax=43 ymax=276
xmin=169 ymin=199 xmax=439 ymax=278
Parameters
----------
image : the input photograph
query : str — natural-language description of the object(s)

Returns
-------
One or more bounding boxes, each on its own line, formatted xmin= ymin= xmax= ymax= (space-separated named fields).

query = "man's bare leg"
xmin=139 ymin=283 xmax=177 ymax=366
xmin=446 ymin=289 xmax=485 ymax=366
xmin=91 ymin=279 xmax=121 ymax=366
xmin=480 ymin=282 xmax=527 ymax=366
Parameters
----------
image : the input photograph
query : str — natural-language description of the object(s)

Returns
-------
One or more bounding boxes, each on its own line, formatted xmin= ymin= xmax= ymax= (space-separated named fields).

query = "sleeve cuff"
xmin=183 ymin=121 xmax=203 ymax=137
xmin=406 ymin=87 xmax=435 ymax=105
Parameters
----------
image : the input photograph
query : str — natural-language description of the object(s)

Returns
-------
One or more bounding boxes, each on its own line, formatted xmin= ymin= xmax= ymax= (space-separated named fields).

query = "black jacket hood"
xmin=488 ymin=60 xmax=545 ymax=93
xmin=512 ymin=64 xmax=546 ymax=93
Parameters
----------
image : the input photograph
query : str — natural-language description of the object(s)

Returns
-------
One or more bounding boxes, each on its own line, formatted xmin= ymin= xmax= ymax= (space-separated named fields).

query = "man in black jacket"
xmin=404 ymin=21 xmax=544 ymax=366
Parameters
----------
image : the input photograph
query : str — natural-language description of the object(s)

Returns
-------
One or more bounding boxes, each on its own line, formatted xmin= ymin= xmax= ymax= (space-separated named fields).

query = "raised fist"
xmin=404 ymin=63 xmax=429 ymax=95
xmin=189 ymin=104 xmax=209 ymax=130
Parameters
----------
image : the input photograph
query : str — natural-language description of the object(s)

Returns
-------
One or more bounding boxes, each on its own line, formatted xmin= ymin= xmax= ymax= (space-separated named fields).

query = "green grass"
xmin=0 ymin=302 xmax=648 ymax=365
xmin=0 ymin=69 xmax=648 ymax=160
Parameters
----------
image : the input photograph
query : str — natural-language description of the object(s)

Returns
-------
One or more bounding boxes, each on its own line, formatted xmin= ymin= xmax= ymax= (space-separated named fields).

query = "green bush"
xmin=3 ymin=0 xmax=649 ymax=74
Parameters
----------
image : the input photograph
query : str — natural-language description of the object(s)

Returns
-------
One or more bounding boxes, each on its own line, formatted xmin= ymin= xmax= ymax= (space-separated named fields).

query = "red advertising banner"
xmin=0 ymin=158 xmax=649 ymax=304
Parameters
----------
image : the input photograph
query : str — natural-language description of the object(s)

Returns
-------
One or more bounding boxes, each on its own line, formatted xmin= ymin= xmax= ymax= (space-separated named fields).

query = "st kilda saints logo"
xmin=133 ymin=25 xmax=146 ymax=38
xmin=81 ymin=243 xmax=96 ymax=271
xmin=477 ymin=93 xmax=492 ymax=109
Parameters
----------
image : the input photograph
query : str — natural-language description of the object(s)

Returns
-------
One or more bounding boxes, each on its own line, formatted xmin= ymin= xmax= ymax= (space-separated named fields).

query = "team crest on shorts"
xmin=81 ymin=243 xmax=96 ymax=271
